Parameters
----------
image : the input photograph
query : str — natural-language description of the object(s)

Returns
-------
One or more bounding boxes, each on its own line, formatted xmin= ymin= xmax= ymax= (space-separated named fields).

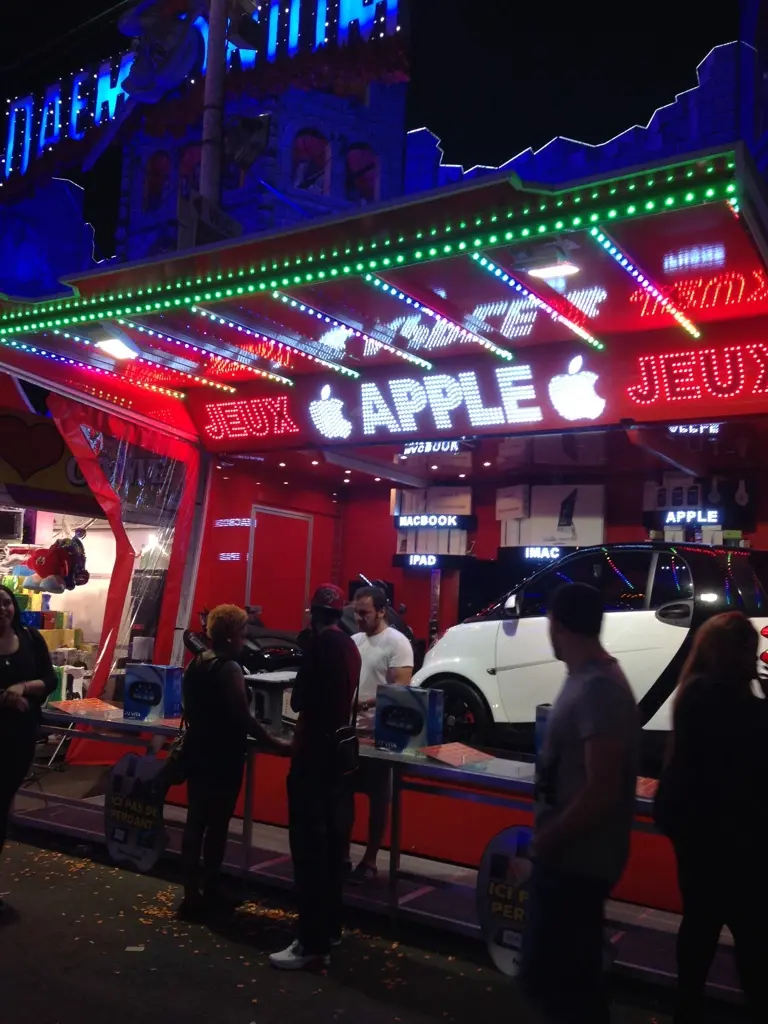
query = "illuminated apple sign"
xmin=358 ymin=366 xmax=542 ymax=437
xmin=547 ymin=356 xmax=606 ymax=422
xmin=664 ymin=509 xmax=720 ymax=525
xmin=309 ymin=384 xmax=352 ymax=439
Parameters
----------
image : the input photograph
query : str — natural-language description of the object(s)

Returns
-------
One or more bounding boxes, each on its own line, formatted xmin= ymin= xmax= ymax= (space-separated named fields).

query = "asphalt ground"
xmin=0 ymin=834 xmax=748 ymax=1024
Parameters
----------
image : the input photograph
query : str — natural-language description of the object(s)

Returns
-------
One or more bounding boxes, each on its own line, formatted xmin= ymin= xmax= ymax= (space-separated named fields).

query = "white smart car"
xmin=412 ymin=543 xmax=768 ymax=757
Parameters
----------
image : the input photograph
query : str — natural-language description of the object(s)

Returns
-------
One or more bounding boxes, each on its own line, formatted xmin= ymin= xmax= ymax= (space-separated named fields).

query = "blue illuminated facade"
xmin=1 ymin=6 xmax=766 ymax=298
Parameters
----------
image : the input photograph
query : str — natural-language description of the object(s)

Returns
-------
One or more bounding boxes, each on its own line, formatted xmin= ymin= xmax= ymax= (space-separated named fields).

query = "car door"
xmin=599 ymin=549 xmax=692 ymax=715
xmin=494 ymin=554 xmax=595 ymax=725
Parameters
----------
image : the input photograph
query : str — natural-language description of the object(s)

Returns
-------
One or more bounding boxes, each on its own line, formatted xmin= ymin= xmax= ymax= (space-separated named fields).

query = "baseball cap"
xmin=310 ymin=583 xmax=345 ymax=612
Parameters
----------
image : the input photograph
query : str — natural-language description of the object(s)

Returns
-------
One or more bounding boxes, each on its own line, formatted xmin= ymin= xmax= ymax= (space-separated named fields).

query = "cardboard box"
xmin=124 ymin=664 xmax=183 ymax=722
xmin=374 ymin=685 xmax=443 ymax=755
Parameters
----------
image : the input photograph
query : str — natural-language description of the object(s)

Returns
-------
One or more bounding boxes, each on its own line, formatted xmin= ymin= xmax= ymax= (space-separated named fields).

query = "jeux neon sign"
xmin=626 ymin=342 xmax=768 ymax=406
xmin=1 ymin=0 xmax=402 ymax=182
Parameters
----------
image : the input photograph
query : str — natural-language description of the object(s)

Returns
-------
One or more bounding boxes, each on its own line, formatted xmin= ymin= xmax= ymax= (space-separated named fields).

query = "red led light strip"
xmin=192 ymin=306 xmax=357 ymax=378
xmin=590 ymin=227 xmax=700 ymax=338
xmin=272 ymin=290 xmax=434 ymax=370
xmin=117 ymin=318 xmax=293 ymax=383
xmin=1 ymin=333 xmax=186 ymax=399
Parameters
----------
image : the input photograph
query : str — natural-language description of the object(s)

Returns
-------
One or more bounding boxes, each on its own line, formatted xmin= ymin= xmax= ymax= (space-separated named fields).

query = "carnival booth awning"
xmin=2 ymin=147 xmax=767 ymax=456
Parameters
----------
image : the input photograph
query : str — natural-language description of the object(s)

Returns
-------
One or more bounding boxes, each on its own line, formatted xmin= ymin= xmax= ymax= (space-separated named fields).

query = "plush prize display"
xmin=22 ymin=529 xmax=90 ymax=594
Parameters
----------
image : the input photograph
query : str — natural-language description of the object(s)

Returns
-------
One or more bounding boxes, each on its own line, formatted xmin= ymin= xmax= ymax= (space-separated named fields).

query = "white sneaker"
xmin=269 ymin=941 xmax=330 ymax=971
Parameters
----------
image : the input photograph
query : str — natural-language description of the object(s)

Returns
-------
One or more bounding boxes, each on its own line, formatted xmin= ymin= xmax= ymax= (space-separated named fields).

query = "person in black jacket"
xmin=270 ymin=584 xmax=361 ymax=972
xmin=180 ymin=603 xmax=288 ymax=918
xmin=655 ymin=611 xmax=768 ymax=1022
xmin=0 ymin=585 xmax=57 ymax=898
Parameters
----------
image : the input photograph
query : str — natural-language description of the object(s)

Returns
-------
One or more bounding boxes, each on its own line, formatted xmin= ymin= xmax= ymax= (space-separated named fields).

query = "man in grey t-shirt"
xmin=520 ymin=583 xmax=640 ymax=1024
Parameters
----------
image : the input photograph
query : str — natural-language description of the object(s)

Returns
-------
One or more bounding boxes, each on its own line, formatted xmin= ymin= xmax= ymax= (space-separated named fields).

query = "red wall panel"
xmin=192 ymin=467 xmax=338 ymax=629
xmin=339 ymin=494 xmax=433 ymax=641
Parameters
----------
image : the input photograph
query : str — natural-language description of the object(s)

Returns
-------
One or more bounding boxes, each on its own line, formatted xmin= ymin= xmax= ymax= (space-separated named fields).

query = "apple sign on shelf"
xmin=547 ymin=356 xmax=606 ymax=422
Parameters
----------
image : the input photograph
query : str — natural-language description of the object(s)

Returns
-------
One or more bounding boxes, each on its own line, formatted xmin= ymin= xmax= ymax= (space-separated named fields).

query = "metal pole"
xmin=200 ymin=0 xmax=228 ymax=204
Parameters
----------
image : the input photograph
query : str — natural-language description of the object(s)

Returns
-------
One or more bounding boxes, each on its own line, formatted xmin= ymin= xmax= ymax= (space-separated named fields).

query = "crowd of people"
xmin=1 ymin=576 xmax=767 ymax=1018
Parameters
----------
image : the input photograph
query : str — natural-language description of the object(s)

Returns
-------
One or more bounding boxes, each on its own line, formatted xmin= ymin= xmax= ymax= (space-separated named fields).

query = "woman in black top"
xmin=655 ymin=611 xmax=768 ymax=1022
xmin=180 ymin=603 xmax=287 ymax=917
xmin=0 ymin=585 xmax=57 ymax=881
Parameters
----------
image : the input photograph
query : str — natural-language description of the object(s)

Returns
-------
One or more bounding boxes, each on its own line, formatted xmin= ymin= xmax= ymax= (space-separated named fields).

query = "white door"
xmin=495 ymin=548 xmax=692 ymax=726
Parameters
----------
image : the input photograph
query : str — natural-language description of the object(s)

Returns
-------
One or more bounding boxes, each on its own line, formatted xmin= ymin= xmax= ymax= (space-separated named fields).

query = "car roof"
xmin=556 ymin=542 xmax=767 ymax=558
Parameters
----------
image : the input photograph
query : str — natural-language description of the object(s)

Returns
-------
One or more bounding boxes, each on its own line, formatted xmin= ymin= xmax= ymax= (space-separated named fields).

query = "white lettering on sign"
xmin=524 ymin=547 xmax=561 ymax=559
xmin=408 ymin=554 xmax=438 ymax=567
xmin=664 ymin=509 xmax=720 ymax=525
xmin=214 ymin=518 xmax=254 ymax=528
xmin=356 ymin=366 xmax=543 ymax=437
xmin=667 ymin=423 xmax=722 ymax=435
xmin=399 ymin=515 xmax=459 ymax=528
xmin=402 ymin=440 xmax=460 ymax=456
xmin=218 ymin=552 xmax=241 ymax=561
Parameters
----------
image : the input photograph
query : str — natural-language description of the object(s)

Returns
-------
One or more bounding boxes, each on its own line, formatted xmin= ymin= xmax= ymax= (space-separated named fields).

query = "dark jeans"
xmin=519 ymin=862 xmax=611 ymax=1024
xmin=674 ymin=844 xmax=768 ymax=1022
xmin=181 ymin=766 xmax=242 ymax=898
xmin=288 ymin=768 xmax=353 ymax=955
xmin=0 ymin=729 xmax=37 ymax=855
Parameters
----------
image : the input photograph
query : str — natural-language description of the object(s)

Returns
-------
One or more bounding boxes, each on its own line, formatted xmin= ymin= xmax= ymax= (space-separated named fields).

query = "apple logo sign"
xmin=547 ymin=356 xmax=606 ymax=422
xmin=309 ymin=384 xmax=353 ymax=439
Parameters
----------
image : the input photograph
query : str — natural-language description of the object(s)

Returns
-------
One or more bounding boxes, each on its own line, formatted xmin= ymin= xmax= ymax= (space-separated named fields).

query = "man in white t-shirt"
xmin=347 ymin=586 xmax=413 ymax=883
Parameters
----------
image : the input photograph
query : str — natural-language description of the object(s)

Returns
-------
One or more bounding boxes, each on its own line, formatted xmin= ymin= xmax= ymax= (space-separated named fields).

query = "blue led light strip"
xmin=193 ymin=306 xmax=357 ymax=379
xmin=1 ymin=332 xmax=185 ymax=399
xmin=116 ymin=317 xmax=291 ymax=386
xmin=272 ymin=290 xmax=433 ymax=370
xmin=588 ymin=227 xmax=701 ymax=339
xmin=363 ymin=274 xmax=515 ymax=362
xmin=470 ymin=255 xmax=605 ymax=351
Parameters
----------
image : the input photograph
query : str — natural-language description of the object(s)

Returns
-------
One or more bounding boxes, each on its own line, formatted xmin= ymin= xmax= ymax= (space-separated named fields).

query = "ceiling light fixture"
xmin=95 ymin=337 xmax=138 ymax=360
xmin=527 ymin=262 xmax=580 ymax=280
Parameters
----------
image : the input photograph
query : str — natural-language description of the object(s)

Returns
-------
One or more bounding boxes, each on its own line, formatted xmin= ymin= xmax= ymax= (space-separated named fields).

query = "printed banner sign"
xmin=187 ymin=324 xmax=768 ymax=452
xmin=105 ymin=752 xmax=168 ymax=873
xmin=477 ymin=826 xmax=534 ymax=977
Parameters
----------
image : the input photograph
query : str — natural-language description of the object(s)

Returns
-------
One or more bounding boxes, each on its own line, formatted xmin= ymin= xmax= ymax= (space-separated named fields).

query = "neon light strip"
xmin=1 ymin=334 xmax=185 ymax=399
xmin=116 ymin=317 xmax=291 ymax=384
xmin=470 ymin=255 xmax=605 ymax=351
xmin=363 ymin=275 xmax=515 ymax=361
xmin=272 ymin=290 xmax=433 ymax=370
xmin=365 ymin=274 xmax=516 ymax=359
xmin=589 ymin=228 xmax=701 ymax=339
xmin=134 ymin=357 xmax=236 ymax=393
xmin=0 ymin=159 xmax=737 ymax=330
xmin=192 ymin=306 xmax=359 ymax=378
xmin=47 ymin=325 xmax=231 ymax=392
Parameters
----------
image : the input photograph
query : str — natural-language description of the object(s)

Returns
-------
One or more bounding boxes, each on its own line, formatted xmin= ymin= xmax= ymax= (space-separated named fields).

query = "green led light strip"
xmin=0 ymin=165 xmax=736 ymax=336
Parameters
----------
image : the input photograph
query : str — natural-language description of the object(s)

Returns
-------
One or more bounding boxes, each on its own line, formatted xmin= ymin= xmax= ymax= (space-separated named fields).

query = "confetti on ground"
xmin=125 ymin=946 xmax=145 ymax=953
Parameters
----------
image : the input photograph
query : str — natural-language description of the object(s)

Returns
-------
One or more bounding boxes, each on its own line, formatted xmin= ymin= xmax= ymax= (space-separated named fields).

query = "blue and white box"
xmin=124 ymin=664 xmax=183 ymax=722
xmin=374 ymin=685 xmax=443 ymax=754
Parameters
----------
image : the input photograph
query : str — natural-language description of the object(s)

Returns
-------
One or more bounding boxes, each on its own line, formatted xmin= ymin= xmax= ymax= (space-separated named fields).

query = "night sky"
xmin=0 ymin=1 xmax=743 ymax=254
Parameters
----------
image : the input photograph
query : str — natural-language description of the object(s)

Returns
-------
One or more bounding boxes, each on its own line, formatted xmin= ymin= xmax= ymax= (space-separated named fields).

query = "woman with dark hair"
xmin=180 ymin=603 xmax=288 ymax=918
xmin=655 ymin=611 xmax=768 ymax=1021
xmin=0 ymin=584 xmax=57 ymax=891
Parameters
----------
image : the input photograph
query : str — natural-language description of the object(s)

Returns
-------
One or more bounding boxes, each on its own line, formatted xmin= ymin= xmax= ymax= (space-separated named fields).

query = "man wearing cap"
xmin=270 ymin=584 xmax=361 ymax=971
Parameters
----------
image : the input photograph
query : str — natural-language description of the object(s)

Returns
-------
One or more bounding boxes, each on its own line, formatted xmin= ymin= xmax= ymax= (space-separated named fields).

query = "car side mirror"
xmin=504 ymin=594 xmax=519 ymax=617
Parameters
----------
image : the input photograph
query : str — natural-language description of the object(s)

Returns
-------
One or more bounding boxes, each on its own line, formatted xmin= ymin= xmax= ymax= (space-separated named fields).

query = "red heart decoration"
xmin=0 ymin=415 xmax=66 ymax=482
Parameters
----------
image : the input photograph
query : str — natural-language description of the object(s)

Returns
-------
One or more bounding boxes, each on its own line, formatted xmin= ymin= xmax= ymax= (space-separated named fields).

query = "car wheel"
xmin=428 ymin=677 xmax=491 ymax=746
